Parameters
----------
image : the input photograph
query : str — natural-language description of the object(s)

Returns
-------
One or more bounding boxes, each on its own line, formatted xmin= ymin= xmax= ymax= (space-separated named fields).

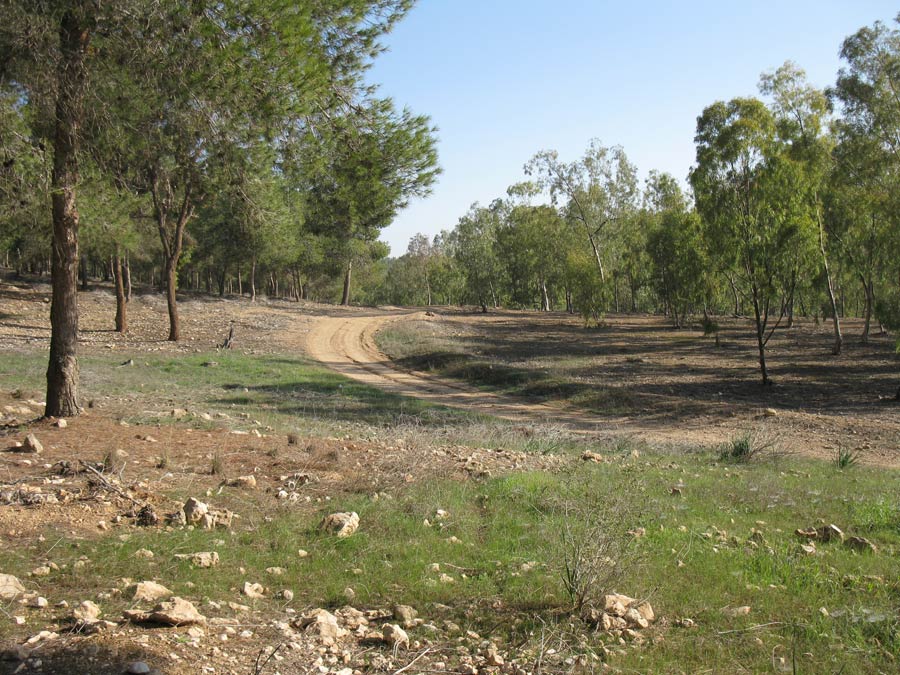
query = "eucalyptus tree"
xmin=832 ymin=15 xmax=900 ymax=339
xmin=454 ymin=202 xmax=504 ymax=312
xmin=760 ymin=62 xmax=842 ymax=352
xmin=691 ymin=98 xmax=816 ymax=385
xmin=525 ymin=141 xmax=638 ymax=287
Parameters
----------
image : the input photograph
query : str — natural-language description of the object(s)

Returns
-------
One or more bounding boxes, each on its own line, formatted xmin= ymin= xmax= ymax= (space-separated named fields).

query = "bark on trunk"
xmin=817 ymin=211 xmax=842 ymax=355
xmin=540 ymin=280 xmax=550 ymax=312
xmin=250 ymin=258 xmax=257 ymax=302
xmin=123 ymin=255 xmax=131 ymax=302
xmin=46 ymin=6 xmax=91 ymax=419
xmin=165 ymin=260 xmax=179 ymax=341
xmin=862 ymin=277 xmax=873 ymax=343
xmin=113 ymin=252 xmax=126 ymax=333
xmin=341 ymin=261 xmax=352 ymax=306
xmin=751 ymin=285 xmax=770 ymax=386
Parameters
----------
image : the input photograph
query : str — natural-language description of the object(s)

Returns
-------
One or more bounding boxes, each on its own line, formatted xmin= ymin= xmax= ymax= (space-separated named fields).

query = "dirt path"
xmin=305 ymin=310 xmax=610 ymax=433
xmin=304 ymin=309 xmax=900 ymax=465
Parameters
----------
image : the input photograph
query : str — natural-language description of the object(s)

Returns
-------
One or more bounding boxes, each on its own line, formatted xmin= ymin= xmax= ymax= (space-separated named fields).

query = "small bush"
xmin=155 ymin=453 xmax=169 ymax=470
xmin=719 ymin=433 xmax=754 ymax=462
xmin=210 ymin=452 xmax=224 ymax=476
xmin=834 ymin=446 xmax=861 ymax=470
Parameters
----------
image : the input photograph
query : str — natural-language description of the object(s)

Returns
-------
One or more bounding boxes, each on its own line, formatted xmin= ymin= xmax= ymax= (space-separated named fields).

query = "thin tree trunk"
xmin=237 ymin=264 xmax=242 ymax=297
xmin=46 ymin=6 xmax=91 ymax=419
xmin=122 ymin=254 xmax=131 ymax=303
xmin=540 ymin=280 xmax=550 ymax=312
xmin=862 ymin=276 xmax=873 ymax=343
xmin=751 ymin=285 xmax=770 ymax=386
xmin=341 ymin=261 xmax=352 ymax=306
xmin=113 ymin=251 xmax=126 ymax=333
xmin=250 ymin=257 xmax=257 ymax=302
xmin=79 ymin=254 xmax=88 ymax=291
xmin=165 ymin=259 xmax=179 ymax=341
xmin=728 ymin=274 xmax=740 ymax=316
xmin=816 ymin=209 xmax=842 ymax=354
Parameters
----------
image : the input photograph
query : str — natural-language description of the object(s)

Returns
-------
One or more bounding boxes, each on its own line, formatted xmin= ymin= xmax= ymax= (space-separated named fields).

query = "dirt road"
xmin=305 ymin=310 xmax=610 ymax=432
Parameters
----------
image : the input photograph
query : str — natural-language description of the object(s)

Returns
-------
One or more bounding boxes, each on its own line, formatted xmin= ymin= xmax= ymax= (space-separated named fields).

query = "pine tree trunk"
xmin=122 ymin=255 xmax=131 ymax=303
xmin=46 ymin=6 xmax=91 ymax=419
xmin=113 ymin=252 xmax=126 ymax=333
xmin=341 ymin=261 xmax=352 ymax=306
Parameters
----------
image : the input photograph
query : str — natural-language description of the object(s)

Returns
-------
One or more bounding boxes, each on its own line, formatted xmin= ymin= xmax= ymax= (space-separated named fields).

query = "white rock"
xmin=242 ymin=582 xmax=265 ymax=599
xmin=319 ymin=511 xmax=359 ymax=538
xmin=382 ymin=623 xmax=409 ymax=648
xmin=73 ymin=600 xmax=101 ymax=624
xmin=129 ymin=581 xmax=172 ymax=603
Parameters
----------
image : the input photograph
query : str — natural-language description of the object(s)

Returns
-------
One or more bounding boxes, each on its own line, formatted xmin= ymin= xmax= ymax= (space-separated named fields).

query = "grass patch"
xmin=1 ymin=452 xmax=897 ymax=671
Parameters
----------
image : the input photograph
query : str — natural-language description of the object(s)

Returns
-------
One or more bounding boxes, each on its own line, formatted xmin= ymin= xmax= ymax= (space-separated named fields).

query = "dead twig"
xmin=79 ymin=460 xmax=145 ymax=508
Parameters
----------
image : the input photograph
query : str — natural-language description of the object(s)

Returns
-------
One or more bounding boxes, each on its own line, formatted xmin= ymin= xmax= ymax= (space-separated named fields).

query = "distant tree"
xmin=525 ymin=141 xmax=638 ymax=287
xmin=691 ymin=98 xmax=816 ymax=385
xmin=832 ymin=15 xmax=900 ymax=340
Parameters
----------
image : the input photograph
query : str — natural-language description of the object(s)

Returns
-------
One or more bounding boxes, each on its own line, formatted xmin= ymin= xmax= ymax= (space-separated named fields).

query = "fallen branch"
xmin=79 ymin=460 xmax=144 ymax=508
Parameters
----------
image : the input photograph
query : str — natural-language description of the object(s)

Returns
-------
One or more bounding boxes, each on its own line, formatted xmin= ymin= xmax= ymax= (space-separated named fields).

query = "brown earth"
xmin=308 ymin=308 xmax=900 ymax=467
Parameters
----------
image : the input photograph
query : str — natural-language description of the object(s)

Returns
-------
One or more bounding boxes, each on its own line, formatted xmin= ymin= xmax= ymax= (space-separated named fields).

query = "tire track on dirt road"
xmin=304 ymin=311 xmax=608 ymax=432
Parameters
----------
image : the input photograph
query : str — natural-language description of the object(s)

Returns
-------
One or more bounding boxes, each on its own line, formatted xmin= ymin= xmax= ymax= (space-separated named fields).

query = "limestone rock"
xmin=227 ymin=475 xmax=257 ymax=489
xmin=242 ymin=582 xmax=266 ymax=599
xmin=393 ymin=604 xmax=418 ymax=628
xmin=382 ymin=623 xmax=409 ymax=648
xmin=123 ymin=597 xmax=206 ymax=626
xmin=129 ymin=581 xmax=172 ymax=603
xmin=13 ymin=434 xmax=43 ymax=454
xmin=125 ymin=662 xmax=151 ymax=674
xmin=174 ymin=551 xmax=219 ymax=568
xmin=845 ymin=536 xmax=877 ymax=553
xmin=320 ymin=511 xmax=359 ymax=538
xmin=73 ymin=600 xmax=101 ymax=624
xmin=297 ymin=609 xmax=347 ymax=643
xmin=182 ymin=498 xmax=208 ymax=524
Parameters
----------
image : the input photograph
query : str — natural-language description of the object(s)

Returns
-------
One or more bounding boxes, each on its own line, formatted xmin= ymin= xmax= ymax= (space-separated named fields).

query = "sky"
xmin=367 ymin=1 xmax=899 ymax=256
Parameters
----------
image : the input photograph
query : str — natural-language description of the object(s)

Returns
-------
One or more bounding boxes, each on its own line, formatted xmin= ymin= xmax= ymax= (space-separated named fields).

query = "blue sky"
xmin=368 ymin=1 xmax=898 ymax=256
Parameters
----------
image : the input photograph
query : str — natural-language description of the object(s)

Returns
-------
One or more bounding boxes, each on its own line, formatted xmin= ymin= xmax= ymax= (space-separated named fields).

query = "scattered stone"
xmin=382 ymin=623 xmax=409 ymax=648
xmin=125 ymin=661 xmax=151 ymax=674
xmin=320 ymin=511 xmax=359 ymax=538
xmin=393 ymin=604 xmax=418 ymax=628
xmin=297 ymin=549 xmax=309 ymax=558
xmin=581 ymin=451 xmax=605 ymax=463
xmin=242 ymin=582 xmax=265 ymax=598
xmin=73 ymin=600 xmax=101 ymax=624
xmin=343 ymin=587 xmax=355 ymax=601
xmin=55 ymin=419 xmax=67 ymax=429
xmin=104 ymin=448 xmax=129 ymax=471
xmin=129 ymin=581 xmax=172 ymax=603
xmin=134 ymin=549 xmax=154 ymax=560
xmin=277 ymin=590 xmax=294 ymax=602
xmin=29 ymin=596 xmax=48 ymax=609
xmin=482 ymin=646 xmax=503 ymax=666
xmin=763 ymin=408 xmax=778 ymax=417
xmin=800 ymin=542 xmax=817 ymax=555
xmin=845 ymin=536 xmax=877 ymax=553
xmin=818 ymin=524 xmax=844 ymax=542
xmin=174 ymin=551 xmax=219 ymax=568
xmin=30 ymin=566 xmax=51 ymax=577
xmin=265 ymin=567 xmax=286 ymax=576
xmin=13 ymin=616 xmax=25 ymax=625
xmin=227 ymin=475 xmax=257 ymax=489
xmin=123 ymin=597 xmax=206 ymax=626
xmin=723 ymin=606 xmax=751 ymax=617
xmin=11 ymin=434 xmax=43 ymax=454
xmin=182 ymin=498 xmax=208 ymax=524
xmin=296 ymin=609 xmax=347 ymax=643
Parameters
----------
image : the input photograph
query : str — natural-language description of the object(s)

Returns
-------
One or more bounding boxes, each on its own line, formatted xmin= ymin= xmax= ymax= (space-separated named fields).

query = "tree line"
xmin=0 ymin=1 xmax=439 ymax=417
xmin=365 ymin=16 xmax=900 ymax=386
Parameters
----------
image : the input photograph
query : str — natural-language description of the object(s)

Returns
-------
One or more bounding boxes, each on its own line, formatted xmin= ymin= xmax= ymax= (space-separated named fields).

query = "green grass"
xmin=2 ymin=451 xmax=897 ymax=672
xmin=0 ymin=350 xmax=474 ymax=430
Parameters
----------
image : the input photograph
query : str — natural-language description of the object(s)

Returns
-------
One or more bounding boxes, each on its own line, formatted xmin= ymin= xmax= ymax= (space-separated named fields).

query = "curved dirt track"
xmin=305 ymin=310 xmax=608 ymax=432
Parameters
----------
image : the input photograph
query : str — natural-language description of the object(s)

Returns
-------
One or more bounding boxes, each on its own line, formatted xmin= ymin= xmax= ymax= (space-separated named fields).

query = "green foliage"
xmin=834 ymin=446 xmax=862 ymax=470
